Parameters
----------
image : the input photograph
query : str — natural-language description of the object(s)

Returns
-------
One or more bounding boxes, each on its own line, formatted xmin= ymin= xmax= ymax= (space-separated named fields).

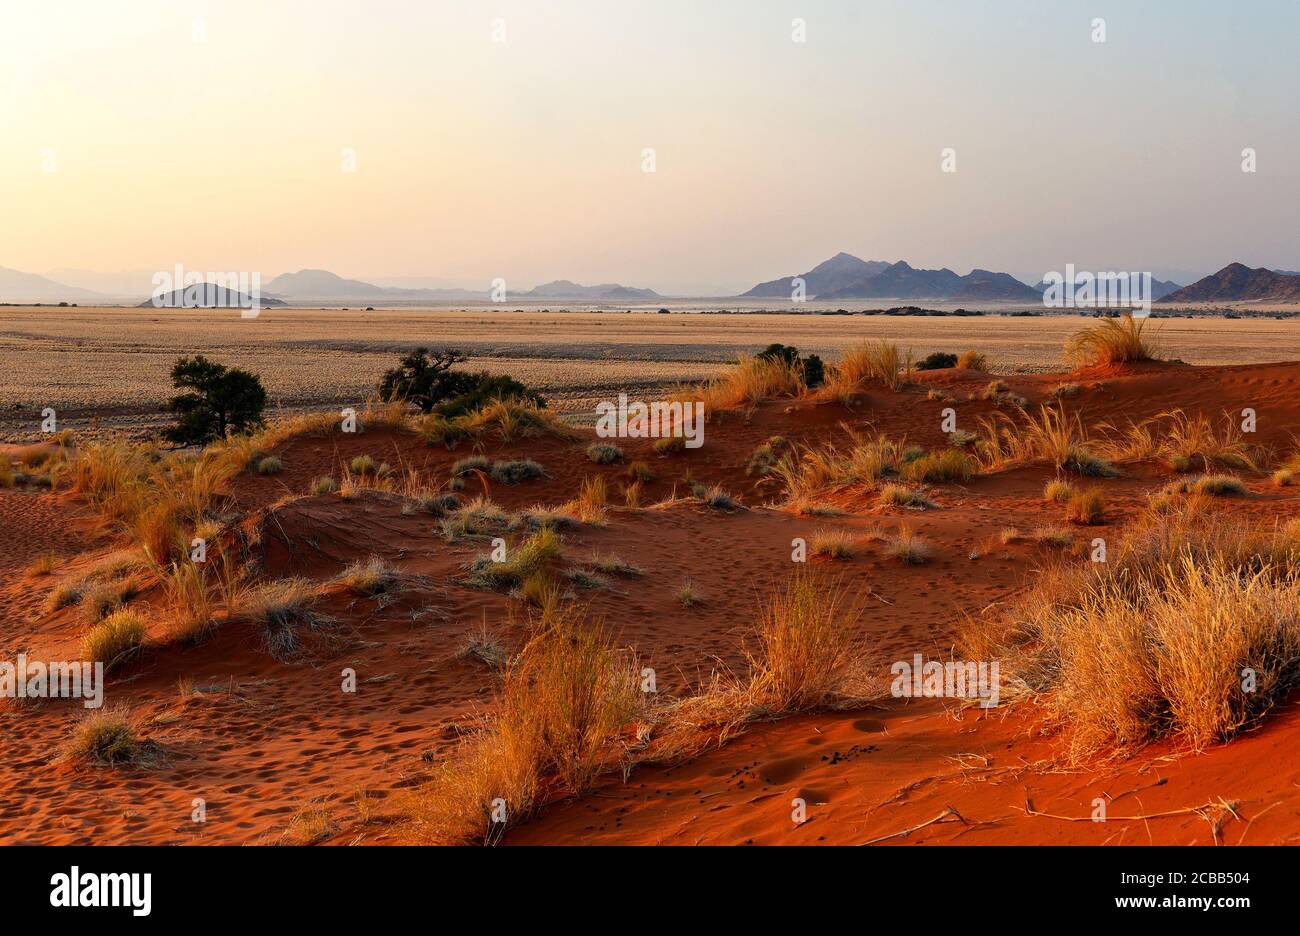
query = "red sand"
xmin=3 ymin=360 xmax=1300 ymax=845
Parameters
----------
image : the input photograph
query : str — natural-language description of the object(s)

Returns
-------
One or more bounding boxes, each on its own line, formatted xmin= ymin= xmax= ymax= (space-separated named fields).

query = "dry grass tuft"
xmin=82 ymin=610 xmax=146 ymax=671
xmin=884 ymin=524 xmax=932 ymax=564
xmin=1065 ymin=488 xmax=1106 ymax=525
xmin=62 ymin=708 xmax=154 ymax=765
xmin=1064 ymin=313 xmax=1159 ymax=367
xmin=337 ymin=556 xmax=401 ymax=596
xmin=956 ymin=350 xmax=987 ymax=371
xmin=964 ymin=505 xmax=1300 ymax=759
xmin=824 ymin=339 xmax=904 ymax=395
xmin=810 ymin=528 xmax=860 ymax=559
xmin=404 ymin=604 xmax=641 ymax=844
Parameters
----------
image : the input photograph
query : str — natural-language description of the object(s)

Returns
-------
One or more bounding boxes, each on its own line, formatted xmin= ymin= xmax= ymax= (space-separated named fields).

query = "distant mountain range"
xmin=1030 ymin=275 xmax=1182 ymax=301
xmin=265 ymin=269 xmax=484 ymax=301
xmin=1158 ymin=263 xmax=1300 ymax=303
xmin=3 ymin=259 xmax=1298 ymax=306
xmin=139 ymin=286 xmax=287 ymax=309
xmin=0 ymin=266 xmax=104 ymax=302
xmin=742 ymin=254 xmax=1041 ymax=301
xmin=265 ymin=270 xmax=660 ymax=301
xmin=521 ymin=280 xmax=660 ymax=300
xmin=742 ymin=253 xmax=892 ymax=298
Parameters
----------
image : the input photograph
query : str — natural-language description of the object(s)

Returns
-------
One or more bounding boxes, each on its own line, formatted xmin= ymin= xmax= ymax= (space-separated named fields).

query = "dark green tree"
xmin=162 ymin=355 xmax=266 ymax=445
xmin=377 ymin=348 xmax=479 ymax=413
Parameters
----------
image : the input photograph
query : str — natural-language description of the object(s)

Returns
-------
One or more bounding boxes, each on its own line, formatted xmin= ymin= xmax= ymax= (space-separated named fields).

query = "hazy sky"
xmin=2 ymin=0 xmax=1297 ymax=293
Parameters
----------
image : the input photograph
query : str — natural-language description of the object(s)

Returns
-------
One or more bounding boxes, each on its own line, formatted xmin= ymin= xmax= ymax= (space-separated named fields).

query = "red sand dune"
xmin=2 ymin=359 xmax=1300 ymax=845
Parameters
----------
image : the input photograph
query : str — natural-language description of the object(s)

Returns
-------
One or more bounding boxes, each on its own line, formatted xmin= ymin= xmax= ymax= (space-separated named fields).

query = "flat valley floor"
xmin=2 ymin=307 xmax=1298 ymax=440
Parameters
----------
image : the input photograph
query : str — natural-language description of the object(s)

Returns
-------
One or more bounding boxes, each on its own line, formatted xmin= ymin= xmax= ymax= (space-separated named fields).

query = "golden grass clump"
xmin=27 ymin=553 xmax=60 ymax=576
xmin=741 ymin=568 xmax=875 ymax=714
xmin=1043 ymin=479 xmax=1076 ymax=503
xmin=686 ymin=354 xmax=805 ymax=412
xmin=809 ymin=528 xmax=859 ymax=559
xmin=824 ymin=339 xmax=904 ymax=396
xmin=465 ymin=527 xmax=562 ymax=591
xmin=900 ymin=448 xmax=975 ymax=484
xmin=883 ymin=524 xmax=932 ymax=564
xmin=955 ymin=350 xmax=987 ymax=371
xmin=964 ymin=504 xmax=1300 ymax=759
xmin=231 ymin=578 xmax=322 ymax=659
xmin=336 ymin=555 xmax=401 ymax=596
xmin=772 ymin=429 xmax=907 ymax=501
xmin=82 ymin=610 xmax=147 ymax=671
xmin=1064 ymin=313 xmax=1159 ymax=367
xmin=1065 ymin=488 xmax=1105 ymax=525
xmin=878 ymin=484 xmax=936 ymax=510
xmin=62 ymin=708 xmax=151 ymax=765
xmin=977 ymin=406 xmax=1115 ymax=477
xmin=404 ymin=604 xmax=641 ymax=844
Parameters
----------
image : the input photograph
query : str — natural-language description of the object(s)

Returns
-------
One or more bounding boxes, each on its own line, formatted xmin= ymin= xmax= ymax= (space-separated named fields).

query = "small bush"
xmin=63 ymin=709 xmax=146 ymax=764
xmin=956 ymin=350 xmax=987 ymax=371
xmin=310 ymin=475 xmax=336 ymax=495
xmin=1193 ymin=474 xmax=1248 ymax=497
xmin=489 ymin=459 xmax=545 ymax=485
xmin=256 ymin=455 xmax=283 ymax=475
xmin=451 ymin=455 xmax=490 ymax=477
xmin=586 ymin=443 xmax=623 ymax=464
xmin=694 ymin=484 xmax=739 ymax=510
xmin=27 ymin=554 xmax=59 ymax=576
xmin=676 ymin=582 xmax=701 ymax=607
xmin=350 ymin=455 xmax=379 ymax=477
xmin=916 ymin=351 xmax=957 ymax=371
xmin=465 ymin=528 xmax=561 ymax=591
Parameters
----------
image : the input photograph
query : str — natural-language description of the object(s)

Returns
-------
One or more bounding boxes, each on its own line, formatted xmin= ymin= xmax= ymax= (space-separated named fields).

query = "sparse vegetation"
xmin=810 ymin=528 xmax=859 ymax=559
xmin=956 ymin=350 xmax=988 ymax=371
xmin=1064 ymin=313 xmax=1159 ymax=368
xmin=162 ymin=355 xmax=267 ymax=446
xmin=884 ymin=525 xmax=931 ymax=564
xmin=256 ymin=455 xmax=283 ymax=475
xmin=337 ymin=556 xmax=401 ymax=596
xmin=1065 ymin=488 xmax=1105 ymax=525
xmin=878 ymin=484 xmax=936 ymax=509
xmin=63 ymin=709 xmax=150 ymax=765
xmin=964 ymin=505 xmax=1300 ymax=757
xmin=82 ymin=610 xmax=147 ymax=670
xmin=310 ymin=475 xmax=336 ymax=495
xmin=586 ymin=443 xmax=623 ymax=464
xmin=916 ymin=351 xmax=957 ymax=371
xmin=676 ymin=582 xmax=701 ymax=607
xmin=489 ymin=459 xmax=545 ymax=484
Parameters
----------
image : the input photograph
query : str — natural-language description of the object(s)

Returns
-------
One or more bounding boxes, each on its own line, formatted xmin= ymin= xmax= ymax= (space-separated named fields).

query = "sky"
xmin=1 ymin=0 xmax=1297 ymax=294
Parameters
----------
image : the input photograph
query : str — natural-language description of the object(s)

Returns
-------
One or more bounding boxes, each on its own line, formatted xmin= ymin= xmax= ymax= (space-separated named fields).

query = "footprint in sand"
xmin=757 ymin=756 xmax=806 ymax=784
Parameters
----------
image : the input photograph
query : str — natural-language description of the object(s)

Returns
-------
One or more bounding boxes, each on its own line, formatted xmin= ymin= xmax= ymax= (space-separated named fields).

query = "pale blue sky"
xmin=1 ymin=0 xmax=1296 ymax=292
